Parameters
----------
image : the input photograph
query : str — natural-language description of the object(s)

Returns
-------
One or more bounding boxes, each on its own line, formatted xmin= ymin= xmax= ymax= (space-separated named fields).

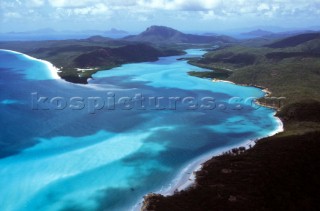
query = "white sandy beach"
xmin=1 ymin=49 xmax=285 ymax=211
xmin=157 ymin=78 xmax=285 ymax=195
xmin=133 ymin=114 xmax=284 ymax=211
xmin=0 ymin=49 xmax=61 ymax=80
xmin=132 ymin=74 xmax=285 ymax=211
xmin=159 ymin=116 xmax=283 ymax=196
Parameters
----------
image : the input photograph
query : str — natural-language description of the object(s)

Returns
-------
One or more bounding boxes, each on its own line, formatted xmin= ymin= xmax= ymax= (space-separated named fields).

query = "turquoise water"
xmin=0 ymin=49 xmax=280 ymax=211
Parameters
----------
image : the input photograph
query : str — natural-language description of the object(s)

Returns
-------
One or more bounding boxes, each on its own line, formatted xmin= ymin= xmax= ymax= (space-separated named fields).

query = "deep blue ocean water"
xmin=0 ymin=49 xmax=280 ymax=211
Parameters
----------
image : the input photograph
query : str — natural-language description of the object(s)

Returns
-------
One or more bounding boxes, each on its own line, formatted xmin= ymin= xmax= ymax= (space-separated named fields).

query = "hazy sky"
xmin=1 ymin=0 xmax=319 ymax=33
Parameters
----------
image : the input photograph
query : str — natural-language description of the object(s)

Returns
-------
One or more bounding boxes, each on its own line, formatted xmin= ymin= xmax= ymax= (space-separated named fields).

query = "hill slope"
xmin=266 ymin=33 xmax=320 ymax=48
xmin=241 ymin=29 xmax=274 ymax=37
xmin=73 ymin=44 xmax=181 ymax=68
xmin=143 ymin=128 xmax=320 ymax=211
xmin=142 ymin=32 xmax=320 ymax=211
xmin=187 ymin=33 xmax=320 ymax=105
xmin=124 ymin=26 xmax=235 ymax=44
xmin=0 ymin=39 xmax=184 ymax=84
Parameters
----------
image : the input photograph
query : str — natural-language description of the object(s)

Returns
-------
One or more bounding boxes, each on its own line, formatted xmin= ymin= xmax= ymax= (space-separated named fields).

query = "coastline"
xmin=157 ymin=115 xmax=283 ymax=197
xmin=159 ymin=78 xmax=284 ymax=194
xmin=0 ymin=49 xmax=61 ymax=80
xmin=159 ymin=139 xmax=258 ymax=195
xmin=212 ymin=79 xmax=281 ymax=110
xmin=139 ymin=80 xmax=284 ymax=210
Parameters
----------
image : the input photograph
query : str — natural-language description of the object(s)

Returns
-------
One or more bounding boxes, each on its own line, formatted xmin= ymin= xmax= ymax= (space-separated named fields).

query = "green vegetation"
xmin=188 ymin=71 xmax=230 ymax=79
xmin=124 ymin=25 xmax=236 ymax=44
xmin=2 ymin=27 xmax=319 ymax=211
xmin=143 ymin=130 xmax=320 ymax=211
xmin=143 ymin=100 xmax=320 ymax=211
xmin=0 ymin=26 xmax=237 ymax=84
xmin=187 ymin=57 xmax=232 ymax=79
xmin=0 ymin=39 xmax=185 ymax=83
xmin=142 ymin=32 xmax=320 ymax=211
xmin=265 ymin=32 xmax=320 ymax=48
xmin=189 ymin=36 xmax=320 ymax=105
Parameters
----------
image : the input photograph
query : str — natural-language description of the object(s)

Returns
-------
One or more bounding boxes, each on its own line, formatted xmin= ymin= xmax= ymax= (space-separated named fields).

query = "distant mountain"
xmin=261 ymin=30 xmax=317 ymax=40
xmin=0 ymin=28 xmax=130 ymax=41
xmin=105 ymin=28 xmax=128 ymax=35
xmin=202 ymin=33 xmax=218 ymax=36
xmin=266 ymin=33 xmax=320 ymax=48
xmin=241 ymin=29 xmax=274 ymax=37
xmin=80 ymin=30 xmax=105 ymax=34
xmin=123 ymin=26 xmax=235 ymax=44
xmin=85 ymin=35 xmax=113 ymax=42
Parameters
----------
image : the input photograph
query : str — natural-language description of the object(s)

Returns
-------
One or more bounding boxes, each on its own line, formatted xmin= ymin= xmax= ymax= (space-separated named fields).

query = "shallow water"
xmin=0 ymin=49 xmax=280 ymax=211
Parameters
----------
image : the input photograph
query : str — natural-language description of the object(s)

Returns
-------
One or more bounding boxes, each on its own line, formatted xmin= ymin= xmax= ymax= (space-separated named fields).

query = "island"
xmin=142 ymin=32 xmax=320 ymax=210
xmin=0 ymin=26 xmax=235 ymax=84
xmin=1 ymin=26 xmax=320 ymax=211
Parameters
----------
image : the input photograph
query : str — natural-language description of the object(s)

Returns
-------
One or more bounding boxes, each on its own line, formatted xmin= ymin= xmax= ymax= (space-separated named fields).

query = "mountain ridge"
xmin=241 ymin=29 xmax=274 ymax=37
xmin=123 ymin=25 xmax=236 ymax=44
xmin=266 ymin=32 xmax=320 ymax=48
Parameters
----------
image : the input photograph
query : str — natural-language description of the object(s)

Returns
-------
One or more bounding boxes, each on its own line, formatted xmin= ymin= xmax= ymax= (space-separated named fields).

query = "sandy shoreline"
xmin=157 ymin=77 xmax=284 ymax=195
xmin=159 ymin=116 xmax=283 ymax=196
xmin=2 ymin=49 xmax=285 ymax=210
xmin=135 ymin=79 xmax=284 ymax=210
xmin=0 ymin=49 xmax=61 ymax=80
xmin=134 ymin=118 xmax=284 ymax=211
